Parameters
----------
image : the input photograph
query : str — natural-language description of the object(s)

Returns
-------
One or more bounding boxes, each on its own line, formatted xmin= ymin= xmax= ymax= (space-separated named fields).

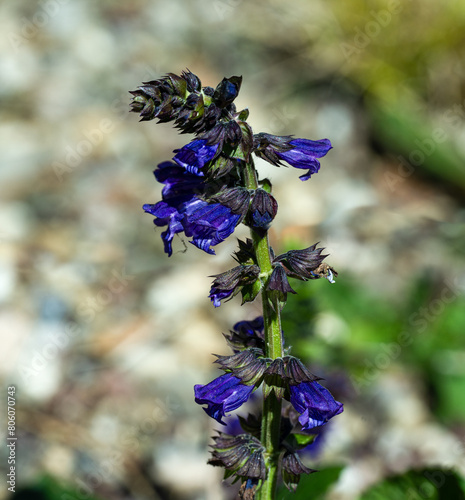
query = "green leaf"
xmin=259 ymin=178 xmax=273 ymax=193
xmin=238 ymin=108 xmax=249 ymax=121
xmin=292 ymin=433 xmax=317 ymax=448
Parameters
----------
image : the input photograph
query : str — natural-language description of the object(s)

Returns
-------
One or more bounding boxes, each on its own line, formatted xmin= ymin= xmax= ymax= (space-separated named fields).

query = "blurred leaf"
xmin=368 ymin=99 xmax=465 ymax=192
xmin=11 ymin=475 xmax=104 ymax=500
xmin=360 ymin=468 xmax=465 ymax=500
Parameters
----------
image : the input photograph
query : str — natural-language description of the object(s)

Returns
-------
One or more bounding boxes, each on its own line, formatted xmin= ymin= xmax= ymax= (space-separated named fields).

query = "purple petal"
xmin=277 ymin=138 xmax=332 ymax=181
xmin=194 ymin=373 xmax=254 ymax=424
xmin=289 ymin=381 xmax=343 ymax=431
xmin=173 ymin=139 xmax=219 ymax=175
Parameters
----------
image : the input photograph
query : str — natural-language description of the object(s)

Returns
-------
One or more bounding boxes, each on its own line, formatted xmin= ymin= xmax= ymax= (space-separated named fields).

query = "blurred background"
xmin=1 ymin=0 xmax=465 ymax=499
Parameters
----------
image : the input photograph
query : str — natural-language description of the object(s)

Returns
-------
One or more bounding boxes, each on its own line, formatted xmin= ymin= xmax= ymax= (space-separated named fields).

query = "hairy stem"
xmin=244 ymin=159 xmax=283 ymax=500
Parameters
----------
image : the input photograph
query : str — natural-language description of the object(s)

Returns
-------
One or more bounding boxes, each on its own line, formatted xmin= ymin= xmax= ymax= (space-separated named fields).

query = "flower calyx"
xmin=273 ymin=243 xmax=338 ymax=284
xmin=214 ymin=348 xmax=267 ymax=386
xmin=208 ymin=432 xmax=266 ymax=482
xmin=246 ymin=188 xmax=278 ymax=234
xmin=281 ymin=451 xmax=316 ymax=492
xmin=209 ymin=264 xmax=260 ymax=307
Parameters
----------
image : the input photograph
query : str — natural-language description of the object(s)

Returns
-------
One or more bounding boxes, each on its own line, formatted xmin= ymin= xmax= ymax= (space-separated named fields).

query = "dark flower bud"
xmin=209 ymin=264 xmax=260 ymax=307
xmin=202 ymin=85 xmax=215 ymax=96
xmin=213 ymin=76 xmax=242 ymax=108
xmin=130 ymin=70 xmax=242 ymax=136
xmin=182 ymin=69 xmax=201 ymax=92
xmin=282 ymin=452 xmax=316 ymax=492
xmin=208 ymin=433 xmax=266 ymax=480
xmin=211 ymin=187 xmax=251 ymax=221
xmin=267 ymin=263 xmax=296 ymax=301
xmin=200 ymin=120 xmax=243 ymax=149
xmin=129 ymin=73 xmax=188 ymax=123
xmin=246 ymin=188 xmax=278 ymax=232
xmin=274 ymin=243 xmax=335 ymax=282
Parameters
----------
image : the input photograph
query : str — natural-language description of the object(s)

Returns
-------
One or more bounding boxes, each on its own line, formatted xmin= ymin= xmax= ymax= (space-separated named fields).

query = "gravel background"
xmin=1 ymin=1 xmax=465 ymax=499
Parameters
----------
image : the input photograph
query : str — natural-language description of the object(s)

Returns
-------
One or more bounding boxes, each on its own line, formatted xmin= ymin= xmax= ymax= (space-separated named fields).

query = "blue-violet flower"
xmin=289 ymin=381 xmax=343 ymax=431
xmin=143 ymin=162 xmax=240 ymax=256
xmin=173 ymin=139 xmax=219 ymax=175
xmin=194 ymin=373 xmax=254 ymax=424
xmin=276 ymin=138 xmax=332 ymax=181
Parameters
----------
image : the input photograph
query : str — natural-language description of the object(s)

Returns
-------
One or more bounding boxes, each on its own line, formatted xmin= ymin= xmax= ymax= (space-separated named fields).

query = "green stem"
xmin=244 ymin=159 xmax=283 ymax=500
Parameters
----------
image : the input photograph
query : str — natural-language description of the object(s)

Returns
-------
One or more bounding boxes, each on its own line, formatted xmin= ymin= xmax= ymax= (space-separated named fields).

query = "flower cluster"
xmin=131 ymin=70 xmax=342 ymax=496
xmin=194 ymin=318 xmax=343 ymax=489
xmin=131 ymin=71 xmax=333 ymax=257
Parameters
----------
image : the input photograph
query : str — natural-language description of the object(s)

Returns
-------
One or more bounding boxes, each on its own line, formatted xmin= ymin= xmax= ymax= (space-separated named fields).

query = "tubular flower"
xmin=173 ymin=139 xmax=219 ymax=175
xmin=253 ymin=133 xmax=332 ymax=181
xmin=289 ymin=381 xmax=343 ymax=431
xmin=276 ymin=138 xmax=332 ymax=181
xmin=194 ymin=373 xmax=255 ymax=424
xmin=143 ymin=162 xmax=240 ymax=256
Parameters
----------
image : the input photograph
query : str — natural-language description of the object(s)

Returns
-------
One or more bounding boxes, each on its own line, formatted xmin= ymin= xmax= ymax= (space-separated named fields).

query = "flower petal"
xmin=194 ymin=373 xmax=254 ymax=424
xmin=289 ymin=381 xmax=343 ymax=431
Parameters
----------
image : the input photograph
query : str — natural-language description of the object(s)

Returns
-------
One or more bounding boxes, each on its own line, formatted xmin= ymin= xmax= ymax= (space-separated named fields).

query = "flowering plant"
xmin=131 ymin=70 xmax=342 ymax=499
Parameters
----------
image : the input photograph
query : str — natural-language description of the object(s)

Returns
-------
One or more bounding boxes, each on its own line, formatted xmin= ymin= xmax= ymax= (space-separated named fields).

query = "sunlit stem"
xmin=244 ymin=159 xmax=283 ymax=500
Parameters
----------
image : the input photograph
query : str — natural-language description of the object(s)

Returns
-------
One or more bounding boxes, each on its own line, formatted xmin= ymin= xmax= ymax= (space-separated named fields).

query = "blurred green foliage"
xmin=282 ymin=269 xmax=465 ymax=423
xmin=360 ymin=468 xmax=465 ymax=500
xmin=11 ymin=475 xmax=103 ymax=500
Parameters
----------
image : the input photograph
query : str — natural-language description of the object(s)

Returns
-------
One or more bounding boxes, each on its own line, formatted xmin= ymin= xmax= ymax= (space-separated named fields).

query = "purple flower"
xmin=173 ymin=139 xmax=219 ymax=175
xmin=194 ymin=373 xmax=254 ymax=424
xmin=182 ymin=199 xmax=241 ymax=254
xmin=276 ymin=138 xmax=332 ymax=181
xmin=289 ymin=381 xmax=343 ymax=431
xmin=143 ymin=162 xmax=240 ymax=256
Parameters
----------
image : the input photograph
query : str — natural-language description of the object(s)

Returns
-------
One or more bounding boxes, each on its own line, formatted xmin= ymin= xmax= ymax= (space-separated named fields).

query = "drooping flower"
xmin=194 ymin=373 xmax=255 ymax=424
xmin=276 ymin=138 xmax=332 ymax=181
xmin=182 ymin=199 xmax=241 ymax=254
xmin=289 ymin=381 xmax=343 ymax=431
xmin=173 ymin=139 xmax=219 ymax=175
xmin=253 ymin=133 xmax=332 ymax=181
xmin=273 ymin=243 xmax=338 ymax=284
xmin=209 ymin=264 xmax=260 ymax=307
xmin=143 ymin=162 xmax=240 ymax=256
